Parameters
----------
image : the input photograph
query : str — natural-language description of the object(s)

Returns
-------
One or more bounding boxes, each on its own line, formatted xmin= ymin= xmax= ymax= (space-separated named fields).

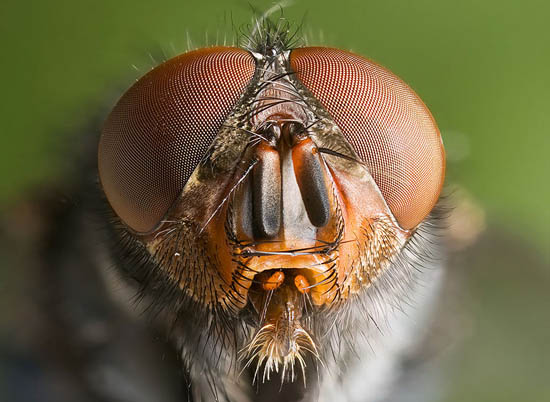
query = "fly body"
xmin=95 ymin=16 xmax=446 ymax=402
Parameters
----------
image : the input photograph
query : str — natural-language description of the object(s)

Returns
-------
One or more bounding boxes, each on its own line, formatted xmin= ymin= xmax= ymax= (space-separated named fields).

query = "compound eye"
xmin=98 ymin=47 xmax=255 ymax=233
xmin=290 ymin=47 xmax=445 ymax=229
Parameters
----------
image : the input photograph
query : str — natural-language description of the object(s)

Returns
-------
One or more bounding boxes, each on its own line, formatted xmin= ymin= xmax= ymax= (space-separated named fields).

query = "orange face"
xmin=98 ymin=42 xmax=445 ymax=381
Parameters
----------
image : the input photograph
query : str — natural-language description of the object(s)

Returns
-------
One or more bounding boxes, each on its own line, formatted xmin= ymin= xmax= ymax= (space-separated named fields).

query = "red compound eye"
xmin=290 ymin=47 xmax=445 ymax=230
xmin=98 ymin=47 xmax=255 ymax=233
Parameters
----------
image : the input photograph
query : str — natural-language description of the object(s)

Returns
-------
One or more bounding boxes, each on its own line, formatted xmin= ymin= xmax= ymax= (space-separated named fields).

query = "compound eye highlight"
xmin=290 ymin=47 xmax=445 ymax=230
xmin=98 ymin=47 xmax=255 ymax=233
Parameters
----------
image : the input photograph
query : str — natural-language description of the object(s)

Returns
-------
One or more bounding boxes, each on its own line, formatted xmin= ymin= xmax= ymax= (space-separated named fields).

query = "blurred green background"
xmin=1 ymin=0 xmax=548 ymax=401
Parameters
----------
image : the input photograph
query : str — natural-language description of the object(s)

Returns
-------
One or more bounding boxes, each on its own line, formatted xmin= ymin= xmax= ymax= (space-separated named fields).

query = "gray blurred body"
xmin=1 ymin=176 xmax=446 ymax=402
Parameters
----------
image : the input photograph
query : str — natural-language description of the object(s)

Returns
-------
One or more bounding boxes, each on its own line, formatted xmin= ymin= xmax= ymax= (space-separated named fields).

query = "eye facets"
xmin=290 ymin=47 xmax=445 ymax=229
xmin=98 ymin=47 xmax=255 ymax=233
